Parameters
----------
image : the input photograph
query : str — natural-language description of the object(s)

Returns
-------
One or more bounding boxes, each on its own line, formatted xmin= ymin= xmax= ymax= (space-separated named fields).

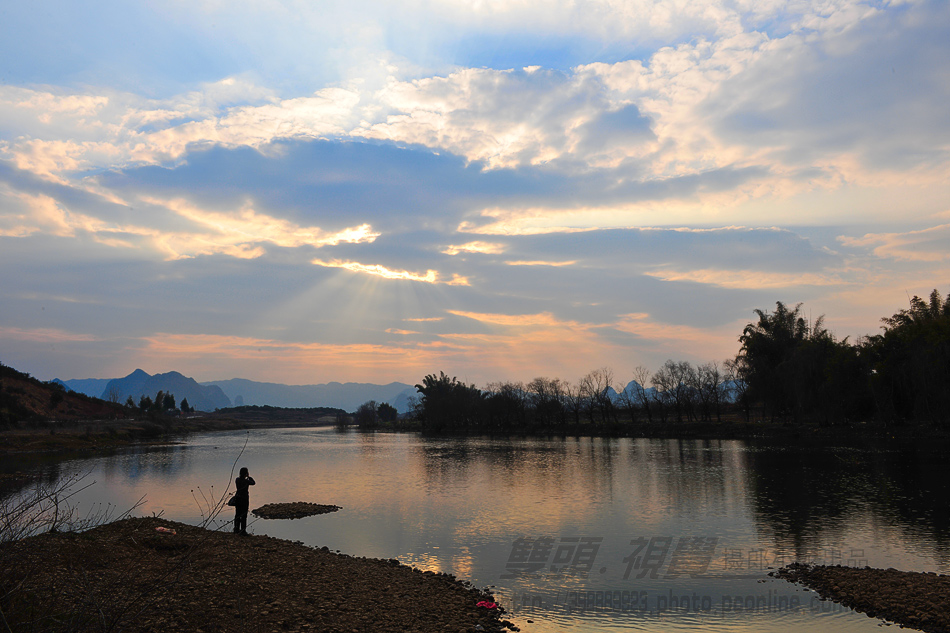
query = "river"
xmin=8 ymin=427 xmax=950 ymax=632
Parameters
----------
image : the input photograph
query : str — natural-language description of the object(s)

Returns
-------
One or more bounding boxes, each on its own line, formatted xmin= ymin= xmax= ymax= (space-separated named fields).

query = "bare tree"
xmin=579 ymin=367 xmax=617 ymax=424
xmin=527 ymin=377 xmax=567 ymax=426
xmin=484 ymin=381 xmax=527 ymax=430
xmin=631 ymin=365 xmax=654 ymax=423
xmin=106 ymin=384 xmax=122 ymax=404
xmin=696 ymin=361 xmax=725 ymax=422
xmin=651 ymin=363 xmax=675 ymax=423
xmin=564 ymin=380 xmax=585 ymax=425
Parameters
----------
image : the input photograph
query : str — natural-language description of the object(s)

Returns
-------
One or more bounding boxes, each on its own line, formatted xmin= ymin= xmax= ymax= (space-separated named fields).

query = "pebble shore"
xmin=772 ymin=562 xmax=950 ymax=633
xmin=1 ymin=517 xmax=519 ymax=633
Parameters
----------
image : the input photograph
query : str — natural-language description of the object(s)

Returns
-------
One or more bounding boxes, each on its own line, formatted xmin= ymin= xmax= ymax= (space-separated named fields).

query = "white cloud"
xmin=442 ymin=241 xmax=506 ymax=255
xmin=0 ymin=83 xmax=360 ymax=179
xmin=354 ymin=66 xmax=645 ymax=169
xmin=143 ymin=196 xmax=380 ymax=260
xmin=4 ymin=0 xmax=945 ymax=207
xmin=311 ymin=258 xmax=470 ymax=285
xmin=0 ymin=185 xmax=379 ymax=260
xmin=505 ymin=260 xmax=577 ymax=267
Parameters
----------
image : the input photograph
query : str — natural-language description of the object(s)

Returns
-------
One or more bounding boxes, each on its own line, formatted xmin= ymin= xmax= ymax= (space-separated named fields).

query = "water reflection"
xmin=7 ymin=430 xmax=950 ymax=632
xmin=745 ymin=438 xmax=950 ymax=570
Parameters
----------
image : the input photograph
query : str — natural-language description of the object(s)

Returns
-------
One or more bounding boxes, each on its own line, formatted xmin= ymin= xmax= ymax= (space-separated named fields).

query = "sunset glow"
xmin=1 ymin=0 xmax=948 ymax=386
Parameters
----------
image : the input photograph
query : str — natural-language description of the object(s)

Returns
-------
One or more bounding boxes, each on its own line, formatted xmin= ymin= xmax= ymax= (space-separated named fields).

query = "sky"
xmin=1 ymin=0 xmax=948 ymax=388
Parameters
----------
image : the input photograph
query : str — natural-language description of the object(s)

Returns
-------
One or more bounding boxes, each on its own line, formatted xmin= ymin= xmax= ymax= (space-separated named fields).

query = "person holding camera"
xmin=233 ymin=466 xmax=256 ymax=535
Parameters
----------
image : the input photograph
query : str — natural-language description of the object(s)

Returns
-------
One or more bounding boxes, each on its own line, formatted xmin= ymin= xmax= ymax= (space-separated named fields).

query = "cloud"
xmin=354 ymin=66 xmax=658 ymax=169
xmin=705 ymin=0 xmax=950 ymax=177
xmin=11 ymin=1 xmax=944 ymax=222
xmin=447 ymin=310 xmax=568 ymax=327
xmin=643 ymin=268 xmax=847 ymax=289
xmin=127 ymin=87 xmax=361 ymax=165
xmin=481 ymin=226 xmax=841 ymax=274
xmin=0 ymin=170 xmax=380 ymax=261
xmin=839 ymin=224 xmax=950 ymax=262
xmin=135 ymin=332 xmax=459 ymax=383
xmin=505 ymin=260 xmax=577 ymax=267
xmin=0 ymin=326 xmax=99 ymax=343
xmin=614 ymin=312 xmax=739 ymax=360
xmin=5 ymin=1 xmax=946 ymax=195
xmin=311 ymin=258 xmax=470 ymax=285
xmin=441 ymin=241 xmax=506 ymax=255
xmin=147 ymin=196 xmax=379 ymax=259
xmin=3 ymin=0 xmax=949 ymax=387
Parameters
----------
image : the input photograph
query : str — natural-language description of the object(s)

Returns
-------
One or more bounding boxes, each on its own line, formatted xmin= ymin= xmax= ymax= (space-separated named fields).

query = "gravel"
xmin=772 ymin=562 xmax=950 ymax=633
xmin=1 ymin=517 xmax=519 ymax=633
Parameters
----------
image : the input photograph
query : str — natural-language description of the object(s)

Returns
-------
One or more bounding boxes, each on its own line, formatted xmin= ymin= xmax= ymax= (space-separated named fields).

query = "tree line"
xmin=122 ymin=391 xmax=194 ymax=414
xmin=406 ymin=363 xmax=738 ymax=434
xmin=736 ymin=289 xmax=950 ymax=426
xmin=400 ymin=289 xmax=950 ymax=433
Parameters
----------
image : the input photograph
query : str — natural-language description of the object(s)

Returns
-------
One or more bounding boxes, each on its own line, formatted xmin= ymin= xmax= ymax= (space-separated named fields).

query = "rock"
xmin=251 ymin=502 xmax=342 ymax=519
xmin=774 ymin=562 xmax=950 ymax=632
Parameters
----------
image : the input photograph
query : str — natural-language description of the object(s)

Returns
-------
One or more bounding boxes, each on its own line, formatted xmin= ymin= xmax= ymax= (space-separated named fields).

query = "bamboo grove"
xmin=397 ymin=289 xmax=950 ymax=432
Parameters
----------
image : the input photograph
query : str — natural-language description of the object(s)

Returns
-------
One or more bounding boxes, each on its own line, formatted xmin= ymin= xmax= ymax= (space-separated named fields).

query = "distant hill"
xmin=99 ymin=370 xmax=231 ymax=412
xmin=51 ymin=377 xmax=112 ymax=398
xmin=58 ymin=371 xmax=417 ymax=413
xmin=1 ymin=363 xmax=125 ymax=423
xmin=203 ymin=378 xmax=416 ymax=413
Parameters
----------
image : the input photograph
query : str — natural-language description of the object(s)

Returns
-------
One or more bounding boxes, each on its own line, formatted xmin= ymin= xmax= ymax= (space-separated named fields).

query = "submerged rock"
xmin=252 ymin=501 xmax=342 ymax=519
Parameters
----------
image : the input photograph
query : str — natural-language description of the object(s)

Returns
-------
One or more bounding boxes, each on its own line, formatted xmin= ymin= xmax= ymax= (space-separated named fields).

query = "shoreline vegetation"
xmin=6 ymin=405 xmax=950 ymax=459
xmin=0 ymin=516 xmax=518 ymax=633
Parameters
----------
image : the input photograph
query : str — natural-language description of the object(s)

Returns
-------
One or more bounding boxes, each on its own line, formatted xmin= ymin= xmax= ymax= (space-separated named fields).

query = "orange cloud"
xmin=839 ymin=224 xmax=950 ymax=262
xmin=0 ymin=326 xmax=99 ymax=343
xmin=643 ymin=268 xmax=845 ymax=289
xmin=447 ymin=310 xmax=568 ymax=327
xmin=137 ymin=333 xmax=479 ymax=384
xmin=615 ymin=313 xmax=738 ymax=360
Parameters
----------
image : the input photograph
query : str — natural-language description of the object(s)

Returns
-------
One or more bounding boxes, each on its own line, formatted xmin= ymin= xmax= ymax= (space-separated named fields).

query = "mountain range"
xmin=203 ymin=378 xmax=416 ymax=413
xmin=54 ymin=370 xmax=737 ymax=414
xmin=55 ymin=370 xmax=417 ymax=413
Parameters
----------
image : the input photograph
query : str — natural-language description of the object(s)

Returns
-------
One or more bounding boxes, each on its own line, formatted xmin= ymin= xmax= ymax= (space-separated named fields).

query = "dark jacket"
xmin=234 ymin=475 xmax=255 ymax=509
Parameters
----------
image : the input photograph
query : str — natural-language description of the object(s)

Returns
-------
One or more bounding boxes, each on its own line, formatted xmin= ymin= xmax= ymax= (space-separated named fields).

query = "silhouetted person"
xmin=233 ymin=467 xmax=255 ymax=535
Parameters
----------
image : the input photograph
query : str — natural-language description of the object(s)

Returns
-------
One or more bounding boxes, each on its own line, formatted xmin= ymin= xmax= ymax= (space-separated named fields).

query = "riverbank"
xmin=0 ymin=412 xmax=338 ymax=456
xmin=772 ymin=562 xmax=950 ymax=632
xmin=0 ymin=516 xmax=518 ymax=633
xmin=5 ymin=415 xmax=950 ymax=461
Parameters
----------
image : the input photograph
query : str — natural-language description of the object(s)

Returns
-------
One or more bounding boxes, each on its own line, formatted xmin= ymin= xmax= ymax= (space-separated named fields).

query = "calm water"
xmin=9 ymin=428 xmax=950 ymax=632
